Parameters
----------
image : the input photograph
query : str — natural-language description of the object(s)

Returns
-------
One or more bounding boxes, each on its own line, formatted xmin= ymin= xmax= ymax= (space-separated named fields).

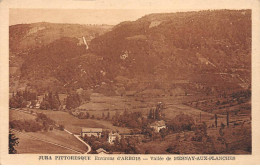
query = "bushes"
xmin=77 ymin=112 xmax=90 ymax=119
xmin=58 ymin=125 xmax=65 ymax=131
xmin=191 ymin=122 xmax=208 ymax=142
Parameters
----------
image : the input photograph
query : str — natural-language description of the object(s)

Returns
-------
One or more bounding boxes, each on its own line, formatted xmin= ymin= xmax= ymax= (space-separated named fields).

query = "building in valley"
xmin=150 ymin=120 xmax=166 ymax=132
xmin=81 ymin=128 xmax=102 ymax=138
xmin=96 ymin=148 xmax=109 ymax=154
xmin=108 ymin=132 xmax=121 ymax=144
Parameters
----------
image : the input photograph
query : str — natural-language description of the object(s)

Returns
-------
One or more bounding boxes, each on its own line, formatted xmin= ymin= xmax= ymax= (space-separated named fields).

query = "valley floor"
xmin=9 ymin=93 xmax=251 ymax=154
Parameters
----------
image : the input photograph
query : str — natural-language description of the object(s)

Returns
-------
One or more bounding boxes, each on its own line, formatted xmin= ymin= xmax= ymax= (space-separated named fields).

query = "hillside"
xmin=9 ymin=22 xmax=112 ymax=92
xmin=10 ymin=10 xmax=251 ymax=95
xmin=9 ymin=22 xmax=112 ymax=53
xmin=89 ymin=10 xmax=251 ymax=93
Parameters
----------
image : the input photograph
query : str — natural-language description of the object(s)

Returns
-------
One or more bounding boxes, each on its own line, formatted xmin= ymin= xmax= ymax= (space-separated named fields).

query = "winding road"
xmin=63 ymin=128 xmax=92 ymax=154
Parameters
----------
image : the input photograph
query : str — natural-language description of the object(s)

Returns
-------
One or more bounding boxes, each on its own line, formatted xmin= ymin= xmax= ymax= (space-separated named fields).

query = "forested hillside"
xmin=10 ymin=10 xmax=251 ymax=95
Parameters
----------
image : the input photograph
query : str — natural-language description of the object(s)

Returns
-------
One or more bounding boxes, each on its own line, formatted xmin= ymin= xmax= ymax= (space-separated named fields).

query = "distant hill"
xmin=9 ymin=22 xmax=112 ymax=92
xmin=89 ymin=9 xmax=251 ymax=93
xmin=9 ymin=10 xmax=251 ymax=95
xmin=9 ymin=22 xmax=112 ymax=53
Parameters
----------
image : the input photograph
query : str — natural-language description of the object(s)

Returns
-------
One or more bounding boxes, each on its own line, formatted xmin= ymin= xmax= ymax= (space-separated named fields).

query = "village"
xmin=10 ymin=101 xmax=168 ymax=154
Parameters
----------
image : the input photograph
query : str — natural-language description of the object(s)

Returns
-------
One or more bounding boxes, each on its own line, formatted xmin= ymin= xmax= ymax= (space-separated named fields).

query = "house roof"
xmin=96 ymin=148 xmax=108 ymax=154
xmin=108 ymin=132 xmax=120 ymax=137
xmin=150 ymin=120 xmax=166 ymax=127
xmin=81 ymin=128 xmax=102 ymax=133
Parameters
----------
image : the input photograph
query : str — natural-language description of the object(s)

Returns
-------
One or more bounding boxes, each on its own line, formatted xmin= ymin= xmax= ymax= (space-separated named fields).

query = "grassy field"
xmin=10 ymin=109 xmax=89 ymax=154
xmin=24 ymin=130 xmax=88 ymax=153
xmin=9 ymin=109 xmax=36 ymax=121
xmin=14 ymin=130 xmax=83 ymax=154
xmin=33 ymin=109 xmax=130 ymax=134
xmin=77 ymin=93 xmax=211 ymax=120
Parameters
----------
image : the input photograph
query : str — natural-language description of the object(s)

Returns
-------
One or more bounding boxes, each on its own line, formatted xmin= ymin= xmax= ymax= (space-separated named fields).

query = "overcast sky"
xmin=9 ymin=8 xmax=192 ymax=26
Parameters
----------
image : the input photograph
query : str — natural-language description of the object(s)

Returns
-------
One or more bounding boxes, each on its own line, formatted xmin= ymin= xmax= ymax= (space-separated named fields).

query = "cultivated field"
xmin=10 ymin=109 xmax=89 ymax=154
xmin=10 ymin=109 xmax=36 ymax=121
xmin=14 ymin=130 xmax=83 ymax=154
xmin=32 ymin=109 xmax=130 ymax=134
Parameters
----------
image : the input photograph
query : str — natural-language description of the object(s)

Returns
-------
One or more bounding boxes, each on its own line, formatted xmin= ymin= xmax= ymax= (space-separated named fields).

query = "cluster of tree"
xmin=83 ymin=131 xmax=112 ymax=153
xmin=231 ymin=89 xmax=251 ymax=99
xmin=165 ymin=122 xmax=217 ymax=154
xmin=167 ymin=113 xmax=195 ymax=133
xmin=65 ymin=93 xmax=81 ymax=110
xmin=101 ymin=112 xmax=110 ymax=120
xmin=77 ymin=89 xmax=91 ymax=103
xmin=141 ymin=127 xmax=168 ymax=142
xmin=113 ymin=136 xmax=142 ymax=154
xmin=35 ymin=113 xmax=56 ymax=130
xmin=147 ymin=103 xmax=163 ymax=120
xmin=9 ymin=90 xmax=37 ymax=108
xmin=40 ymin=92 xmax=61 ymax=110
xmin=112 ymin=110 xmax=146 ymax=128
xmin=75 ymin=111 xmax=110 ymax=120
xmin=112 ymin=103 xmax=165 ymax=129
xmin=10 ymin=113 xmax=56 ymax=132
xmin=77 ymin=112 xmax=90 ymax=119
xmin=191 ymin=122 xmax=208 ymax=142
xmin=9 ymin=129 xmax=19 ymax=154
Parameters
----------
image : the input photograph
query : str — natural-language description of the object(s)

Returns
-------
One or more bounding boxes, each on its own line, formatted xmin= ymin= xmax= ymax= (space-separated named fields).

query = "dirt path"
xmin=73 ymin=134 xmax=92 ymax=154
xmin=63 ymin=128 xmax=91 ymax=154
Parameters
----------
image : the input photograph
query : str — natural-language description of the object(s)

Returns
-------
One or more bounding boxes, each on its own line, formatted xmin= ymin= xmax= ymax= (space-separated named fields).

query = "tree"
xmin=106 ymin=112 xmax=110 ymax=120
xmin=66 ymin=93 xmax=81 ymax=110
xmin=215 ymin=114 xmax=218 ymax=128
xmin=160 ymin=128 xmax=168 ymax=139
xmin=9 ymin=129 xmax=19 ymax=154
xmin=59 ymin=125 xmax=65 ymax=131
xmin=226 ymin=111 xmax=229 ymax=128
xmin=78 ymin=112 xmax=86 ymax=119
xmin=86 ymin=112 xmax=90 ymax=119
xmin=155 ymin=108 xmax=160 ymax=120
xmin=31 ymin=100 xmax=36 ymax=108
xmin=167 ymin=113 xmax=195 ymax=132
xmin=40 ymin=100 xmax=50 ymax=110
xmin=52 ymin=95 xmax=61 ymax=110
xmin=147 ymin=109 xmax=153 ymax=119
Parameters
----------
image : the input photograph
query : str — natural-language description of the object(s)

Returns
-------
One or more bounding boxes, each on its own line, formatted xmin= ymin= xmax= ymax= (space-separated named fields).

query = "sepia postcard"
xmin=0 ymin=0 xmax=260 ymax=165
